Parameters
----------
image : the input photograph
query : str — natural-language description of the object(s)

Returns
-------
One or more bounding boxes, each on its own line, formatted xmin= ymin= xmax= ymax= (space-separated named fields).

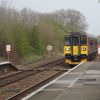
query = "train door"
xmin=71 ymin=36 xmax=80 ymax=56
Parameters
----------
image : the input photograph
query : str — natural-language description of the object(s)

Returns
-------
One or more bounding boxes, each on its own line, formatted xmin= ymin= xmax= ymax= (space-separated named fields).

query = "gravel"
xmin=0 ymin=70 xmax=60 ymax=100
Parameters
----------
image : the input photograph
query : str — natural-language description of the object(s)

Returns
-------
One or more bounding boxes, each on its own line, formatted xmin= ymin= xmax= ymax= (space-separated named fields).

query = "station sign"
xmin=6 ymin=45 xmax=11 ymax=52
xmin=47 ymin=45 xmax=53 ymax=51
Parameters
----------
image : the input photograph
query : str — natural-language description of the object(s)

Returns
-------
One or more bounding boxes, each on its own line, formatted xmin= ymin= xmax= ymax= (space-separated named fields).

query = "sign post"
xmin=6 ymin=45 xmax=11 ymax=61
xmin=98 ymin=45 xmax=100 ymax=54
xmin=47 ymin=45 xmax=53 ymax=57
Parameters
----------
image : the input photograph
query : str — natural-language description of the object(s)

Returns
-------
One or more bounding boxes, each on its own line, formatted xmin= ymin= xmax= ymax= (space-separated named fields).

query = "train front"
xmin=64 ymin=33 xmax=87 ymax=65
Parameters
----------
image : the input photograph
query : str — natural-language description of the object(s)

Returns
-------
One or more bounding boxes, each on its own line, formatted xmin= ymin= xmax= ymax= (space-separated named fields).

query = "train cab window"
xmin=72 ymin=36 xmax=79 ymax=46
xmin=81 ymin=36 xmax=87 ymax=45
xmin=65 ymin=36 xmax=71 ymax=45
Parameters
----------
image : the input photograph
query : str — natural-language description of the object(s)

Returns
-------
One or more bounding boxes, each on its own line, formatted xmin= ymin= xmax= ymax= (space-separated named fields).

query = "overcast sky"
xmin=12 ymin=0 xmax=100 ymax=36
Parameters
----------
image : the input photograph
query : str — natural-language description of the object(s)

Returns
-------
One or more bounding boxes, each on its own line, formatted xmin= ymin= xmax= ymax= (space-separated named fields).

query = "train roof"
xmin=65 ymin=32 xmax=96 ymax=39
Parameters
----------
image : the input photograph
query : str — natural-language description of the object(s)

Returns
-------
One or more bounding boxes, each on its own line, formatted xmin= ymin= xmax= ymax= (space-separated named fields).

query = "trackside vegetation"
xmin=0 ymin=1 xmax=88 ymax=64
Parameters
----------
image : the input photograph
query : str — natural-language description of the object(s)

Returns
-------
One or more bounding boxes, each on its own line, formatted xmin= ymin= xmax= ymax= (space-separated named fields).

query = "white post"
xmin=47 ymin=45 xmax=53 ymax=58
xmin=6 ymin=45 xmax=11 ymax=62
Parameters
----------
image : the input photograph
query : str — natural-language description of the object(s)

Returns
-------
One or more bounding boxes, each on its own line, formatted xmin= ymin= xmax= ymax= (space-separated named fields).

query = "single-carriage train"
xmin=64 ymin=32 xmax=98 ymax=65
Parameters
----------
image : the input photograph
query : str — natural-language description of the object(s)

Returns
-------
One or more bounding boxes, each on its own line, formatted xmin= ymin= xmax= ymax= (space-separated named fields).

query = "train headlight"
xmin=65 ymin=48 xmax=70 ymax=51
xmin=81 ymin=48 xmax=86 ymax=51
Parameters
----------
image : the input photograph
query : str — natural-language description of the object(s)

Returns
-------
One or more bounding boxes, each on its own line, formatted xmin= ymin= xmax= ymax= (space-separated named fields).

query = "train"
xmin=64 ymin=32 xmax=98 ymax=65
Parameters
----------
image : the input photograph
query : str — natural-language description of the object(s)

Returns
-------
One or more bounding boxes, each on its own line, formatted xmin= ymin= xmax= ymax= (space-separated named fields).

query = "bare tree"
xmin=54 ymin=9 xmax=88 ymax=32
xmin=0 ymin=0 xmax=12 ymax=8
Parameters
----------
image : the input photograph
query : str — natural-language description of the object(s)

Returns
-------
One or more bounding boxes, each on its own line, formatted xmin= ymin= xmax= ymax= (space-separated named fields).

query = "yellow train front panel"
xmin=64 ymin=45 xmax=88 ymax=65
xmin=64 ymin=46 xmax=71 ymax=55
xmin=73 ymin=46 xmax=79 ymax=55
xmin=81 ymin=46 xmax=88 ymax=55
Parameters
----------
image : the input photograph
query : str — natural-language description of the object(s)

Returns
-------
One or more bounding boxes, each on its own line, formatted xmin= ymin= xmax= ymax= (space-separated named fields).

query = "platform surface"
xmin=23 ymin=62 xmax=100 ymax=100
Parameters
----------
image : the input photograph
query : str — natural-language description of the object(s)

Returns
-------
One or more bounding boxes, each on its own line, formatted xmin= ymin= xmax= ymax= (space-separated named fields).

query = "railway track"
xmin=8 ymin=70 xmax=65 ymax=100
xmin=31 ymin=58 xmax=64 ymax=70
xmin=0 ymin=57 xmax=69 ymax=100
xmin=7 ymin=55 xmax=100 ymax=100
xmin=0 ymin=58 xmax=64 ymax=88
xmin=0 ymin=70 xmax=40 ymax=87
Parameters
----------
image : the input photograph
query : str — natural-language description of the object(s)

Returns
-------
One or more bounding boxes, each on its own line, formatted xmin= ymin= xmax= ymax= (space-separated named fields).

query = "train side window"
xmin=90 ymin=40 xmax=93 ymax=45
xmin=81 ymin=36 xmax=87 ymax=45
xmin=95 ymin=41 xmax=97 ymax=45
xmin=65 ymin=36 xmax=71 ymax=45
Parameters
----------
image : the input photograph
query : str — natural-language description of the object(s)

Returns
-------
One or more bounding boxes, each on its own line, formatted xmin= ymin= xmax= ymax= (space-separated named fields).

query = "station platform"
xmin=23 ymin=62 xmax=100 ymax=100
xmin=0 ymin=61 xmax=18 ymax=73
